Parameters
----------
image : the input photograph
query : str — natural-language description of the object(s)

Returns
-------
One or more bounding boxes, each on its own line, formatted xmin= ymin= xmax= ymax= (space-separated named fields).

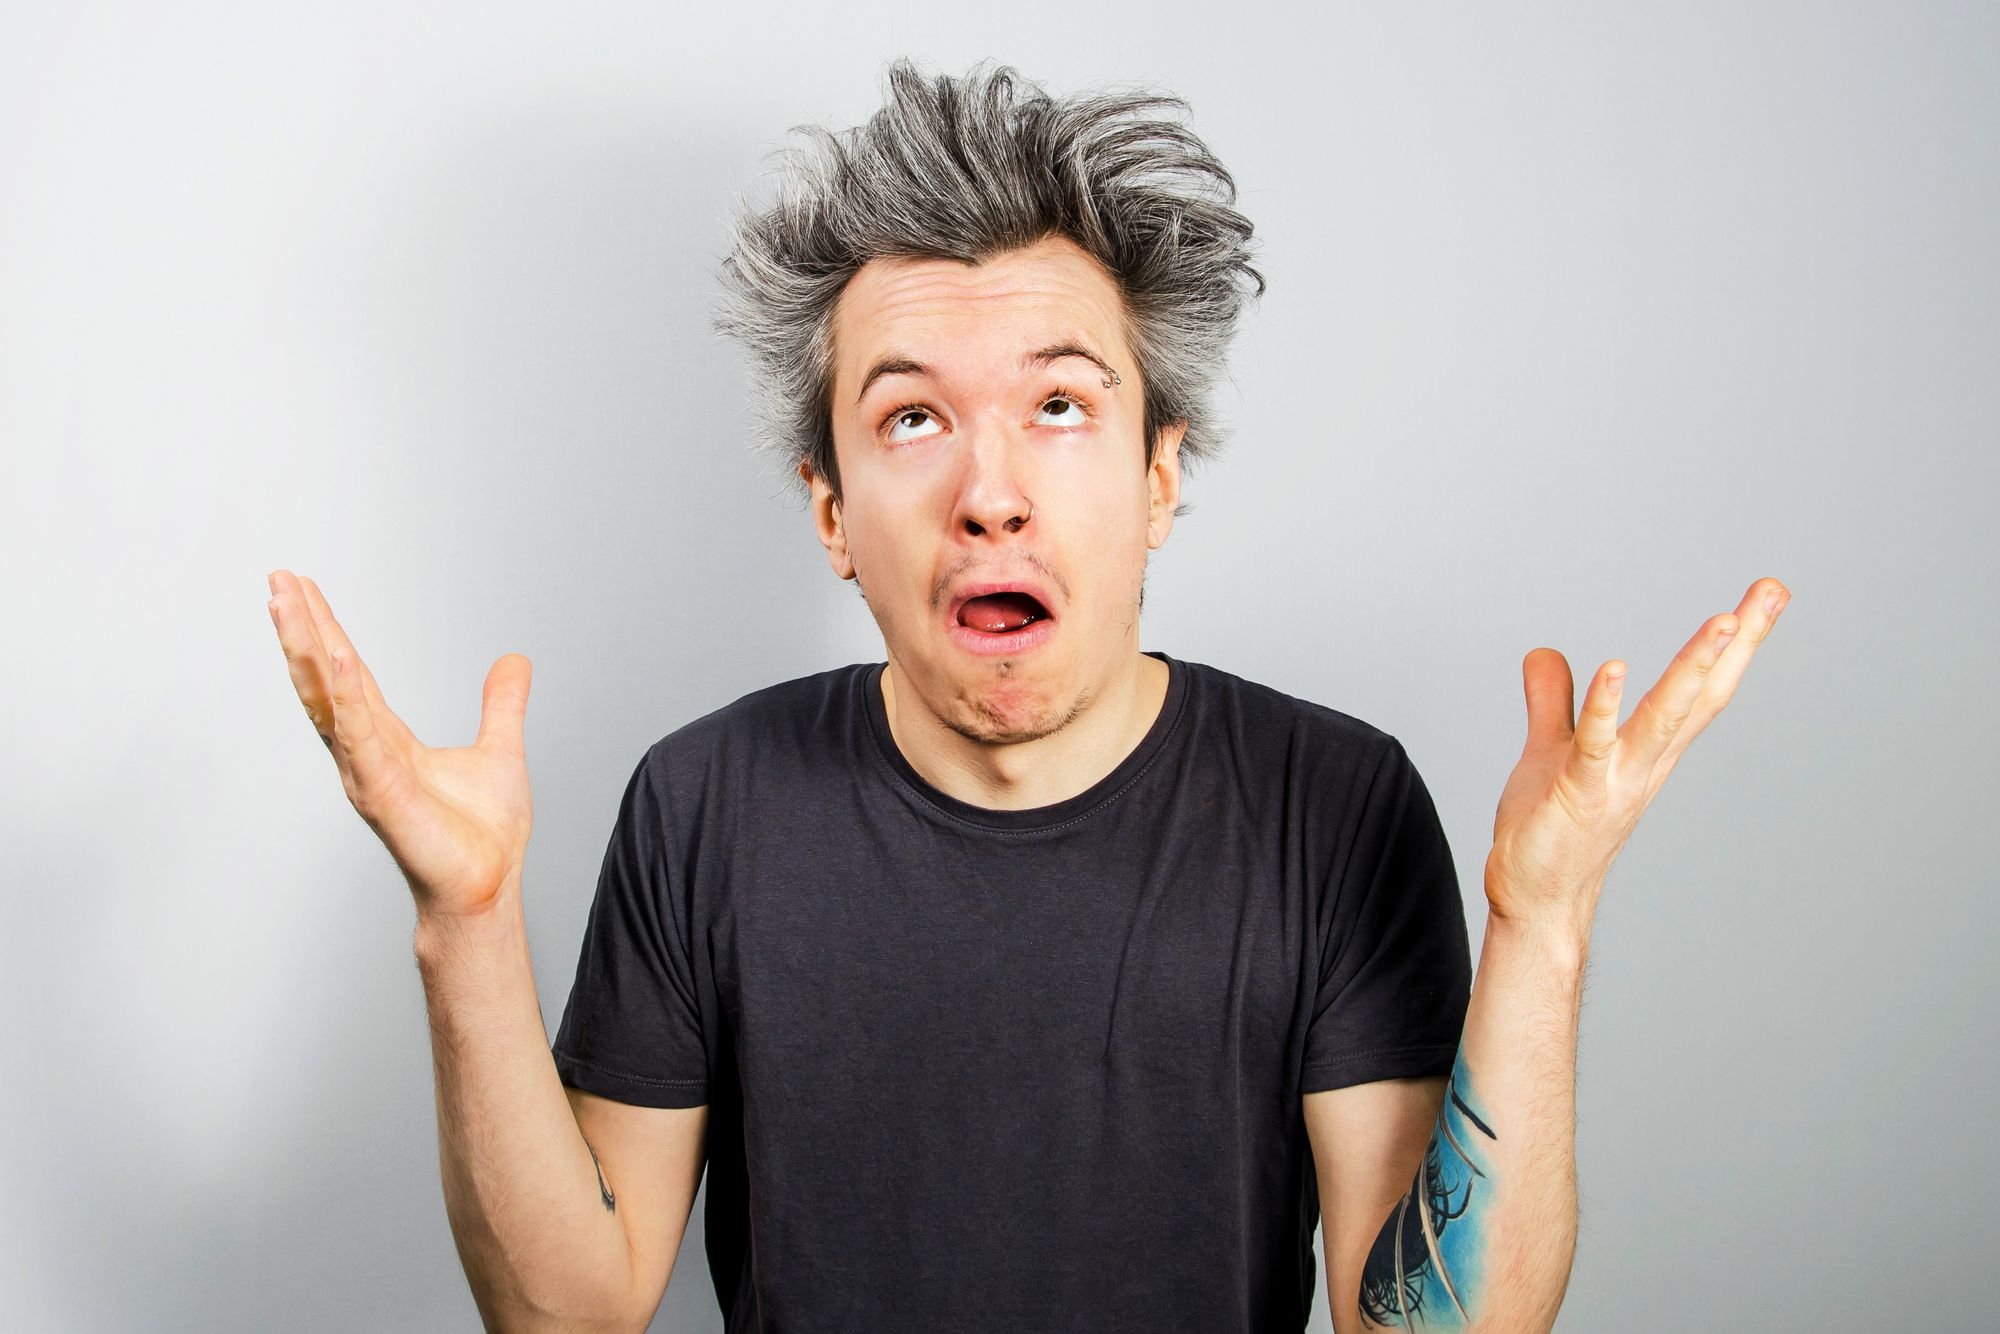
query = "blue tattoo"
xmin=1359 ymin=1052 xmax=1497 ymax=1328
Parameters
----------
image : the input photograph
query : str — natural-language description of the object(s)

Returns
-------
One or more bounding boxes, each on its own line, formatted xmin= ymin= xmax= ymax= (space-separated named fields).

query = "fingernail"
xmin=1763 ymin=590 xmax=1781 ymax=615
xmin=267 ymin=598 xmax=279 ymax=624
xmin=1714 ymin=627 xmax=1737 ymax=654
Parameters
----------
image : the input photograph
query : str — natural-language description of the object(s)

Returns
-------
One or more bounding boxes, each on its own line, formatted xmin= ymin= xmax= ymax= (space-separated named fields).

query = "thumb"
xmin=476 ymin=653 xmax=533 ymax=757
xmin=1521 ymin=646 xmax=1576 ymax=752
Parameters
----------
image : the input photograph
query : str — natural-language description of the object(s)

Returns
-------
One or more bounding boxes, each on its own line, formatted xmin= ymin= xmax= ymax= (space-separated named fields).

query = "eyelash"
xmin=879 ymin=384 xmax=1094 ymax=442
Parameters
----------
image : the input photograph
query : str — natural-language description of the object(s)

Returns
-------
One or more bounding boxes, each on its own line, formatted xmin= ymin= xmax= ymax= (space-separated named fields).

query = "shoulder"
xmin=1177 ymin=656 xmax=1405 ymax=779
xmin=634 ymin=662 xmax=870 ymax=801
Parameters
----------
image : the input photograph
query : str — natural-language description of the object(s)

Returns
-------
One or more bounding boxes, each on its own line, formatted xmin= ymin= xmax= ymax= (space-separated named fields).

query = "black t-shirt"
xmin=550 ymin=651 xmax=1473 ymax=1333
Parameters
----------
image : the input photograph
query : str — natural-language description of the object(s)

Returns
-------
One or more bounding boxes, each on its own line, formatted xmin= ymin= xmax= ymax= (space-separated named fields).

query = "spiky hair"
xmin=709 ymin=56 xmax=1266 ymax=503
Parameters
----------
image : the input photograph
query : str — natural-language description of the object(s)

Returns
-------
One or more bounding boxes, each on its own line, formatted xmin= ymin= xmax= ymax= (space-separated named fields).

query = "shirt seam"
xmin=553 ymin=1050 xmax=707 ymax=1088
xmin=1299 ymin=1042 xmax=1458 ymax=1071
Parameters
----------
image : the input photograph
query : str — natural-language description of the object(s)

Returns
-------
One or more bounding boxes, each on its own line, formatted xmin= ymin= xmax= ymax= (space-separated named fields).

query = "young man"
xmin=266 ymin=58 xmax=1787 ymax=1334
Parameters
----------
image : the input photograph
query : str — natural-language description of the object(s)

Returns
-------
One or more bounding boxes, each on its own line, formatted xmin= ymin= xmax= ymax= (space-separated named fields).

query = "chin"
xmin=943 ymin=670 xmax=1089 ymax=745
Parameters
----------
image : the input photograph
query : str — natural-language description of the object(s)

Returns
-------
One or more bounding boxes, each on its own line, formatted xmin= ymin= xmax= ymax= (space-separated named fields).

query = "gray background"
xmin=3 ymin=1 xmax=1993 ymax=1330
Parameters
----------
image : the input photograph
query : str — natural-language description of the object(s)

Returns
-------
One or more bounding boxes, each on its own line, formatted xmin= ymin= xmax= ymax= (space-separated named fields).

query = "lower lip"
xmin=946 ymin=616 xmax=1057 ymax=657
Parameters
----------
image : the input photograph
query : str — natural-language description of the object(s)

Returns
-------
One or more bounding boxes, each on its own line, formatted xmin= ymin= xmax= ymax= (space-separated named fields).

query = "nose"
xmin=951 ymin=433 xmax=1034 ymax=539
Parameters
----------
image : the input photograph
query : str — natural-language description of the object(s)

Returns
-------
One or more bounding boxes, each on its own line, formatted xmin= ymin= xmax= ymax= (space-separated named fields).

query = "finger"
xmin=1630 ymin=577 xmax=1791 ymax=797
xmin=1520 ymin=646 xmax=1577 ymax=752
xmin=297 ymin=574 xmax=406 ymax=741
xmin=269 ymin=570 xmax=392 ymax=808
xmin=1683 ymin=576 xmax=1790 ymax=732
xmin=1615 ymin=610 xmax=1740 ymax=781
xmin=1566 ymin=659 xmax=1626 ymax=792
xmin=267 ymin=569 xmax=342 ymax=760
xmin=474 ymin=653 xmax=533 ymax=759
xmin=323 ymin=625 xmax=399 ymax=809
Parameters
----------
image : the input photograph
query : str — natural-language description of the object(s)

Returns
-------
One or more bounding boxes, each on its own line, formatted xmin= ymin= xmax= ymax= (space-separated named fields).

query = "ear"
xmin=801 ymin=459 xmax=856 ymax=580
xmin=1146 ymin=421 xmax=1187 ymax=550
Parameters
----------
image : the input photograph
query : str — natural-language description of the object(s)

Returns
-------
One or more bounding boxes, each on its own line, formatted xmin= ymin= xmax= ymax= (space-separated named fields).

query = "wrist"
xmin=1483 ymin=908 xmax=1592 ymax=976
xmin=412 ymin=885 xmax=528 ymax=967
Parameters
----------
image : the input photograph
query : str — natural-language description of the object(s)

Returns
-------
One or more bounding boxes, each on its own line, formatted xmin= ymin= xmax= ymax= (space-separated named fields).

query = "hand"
xmin=1482 ymin=575 xmax=1791 ymax=941
xmin=266 ymin=569 xmax=534 ymax=919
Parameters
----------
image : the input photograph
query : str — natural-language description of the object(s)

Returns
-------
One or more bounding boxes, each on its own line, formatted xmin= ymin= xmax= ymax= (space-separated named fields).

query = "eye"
xmin=1036 ymin=388 xmax=1092 ymax=428
xmin=883 ymin=404 xmax=943 ymax=445
xmin=878 ymin=387 xmax=1092 ymax=444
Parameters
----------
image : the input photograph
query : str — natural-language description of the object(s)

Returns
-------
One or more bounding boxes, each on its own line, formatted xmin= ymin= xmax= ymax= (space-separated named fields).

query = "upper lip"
xmin=946 ymin=578 xmax=1058 ymax=626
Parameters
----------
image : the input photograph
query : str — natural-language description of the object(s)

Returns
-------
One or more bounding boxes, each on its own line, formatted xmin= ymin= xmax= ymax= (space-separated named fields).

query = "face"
xmin=803 ymin=232 xmax=1185 ymax=745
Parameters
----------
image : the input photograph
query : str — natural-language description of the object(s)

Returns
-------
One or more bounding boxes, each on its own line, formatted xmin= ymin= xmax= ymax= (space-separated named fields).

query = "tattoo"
xmin=583 ymin=1136 xmax=616 ymax=1213
xmin=1359 ymin=1053 xmax=1497 ymax=1329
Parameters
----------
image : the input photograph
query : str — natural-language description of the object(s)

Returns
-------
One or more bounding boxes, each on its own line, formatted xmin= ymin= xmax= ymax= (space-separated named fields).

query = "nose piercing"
xmin=1006 ymin=501 xmax=1034 ymax=532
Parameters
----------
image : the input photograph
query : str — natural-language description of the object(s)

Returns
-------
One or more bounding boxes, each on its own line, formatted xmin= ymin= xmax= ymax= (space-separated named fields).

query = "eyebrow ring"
xmin=1102 ymin=370 xmax=1121 ymax=388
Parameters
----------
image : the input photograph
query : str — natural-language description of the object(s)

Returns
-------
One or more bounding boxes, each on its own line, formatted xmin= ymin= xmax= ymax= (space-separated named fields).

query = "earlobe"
xmin=801 ymin=458 xmax=856 ymax=581
xmin=1146 ymin=422 xmax=1188 ymax=549
xmin=828 ymin=502 xmax=855 ymax=581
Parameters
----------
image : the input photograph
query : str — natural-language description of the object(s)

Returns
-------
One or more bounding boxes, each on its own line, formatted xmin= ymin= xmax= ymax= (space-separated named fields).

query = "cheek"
xmin=845 ymin=508 xmax=932 ymax=598
xmin=1084 ymin=482 xmax=1152 ymax=539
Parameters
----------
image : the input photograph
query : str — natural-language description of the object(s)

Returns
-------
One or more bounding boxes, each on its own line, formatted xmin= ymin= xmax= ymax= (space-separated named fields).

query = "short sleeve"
xmin=1300 ymin=737 xmax=1473 ymax=1093
xmin=550 ymin=746 xmax=709 ymax=1108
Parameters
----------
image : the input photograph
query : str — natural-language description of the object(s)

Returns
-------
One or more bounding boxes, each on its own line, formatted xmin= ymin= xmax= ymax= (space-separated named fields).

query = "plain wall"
xmin=3 ymin=2 xmax=1994 ymax=1329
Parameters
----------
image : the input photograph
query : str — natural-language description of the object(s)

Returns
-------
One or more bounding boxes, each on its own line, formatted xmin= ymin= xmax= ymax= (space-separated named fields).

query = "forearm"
xmin=1349 ymin=913 xmax=1588 ymax=1333
xmin=414 ymin=886 xmax=642 ymax=1332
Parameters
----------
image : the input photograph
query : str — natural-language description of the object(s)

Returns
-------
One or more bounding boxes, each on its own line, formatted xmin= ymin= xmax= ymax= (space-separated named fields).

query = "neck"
xmin=879 ymin=649 xmax=1169 ymax=811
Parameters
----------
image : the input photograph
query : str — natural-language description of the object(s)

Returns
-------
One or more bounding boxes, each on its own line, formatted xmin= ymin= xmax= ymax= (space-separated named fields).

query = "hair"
xmin=709 ymin=56 xmax=1266 ymax=506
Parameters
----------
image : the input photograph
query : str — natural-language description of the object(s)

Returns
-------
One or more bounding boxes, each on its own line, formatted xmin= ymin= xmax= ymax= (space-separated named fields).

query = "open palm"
xmin=1483 ymin=575 xmax=1790 ymax=938
xmin=267 ymin=569 xmax=535 ymax=918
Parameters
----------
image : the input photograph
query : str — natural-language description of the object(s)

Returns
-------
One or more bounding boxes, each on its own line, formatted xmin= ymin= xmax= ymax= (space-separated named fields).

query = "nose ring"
xmin=1006 ymin=501 xmax=1034 ymax=533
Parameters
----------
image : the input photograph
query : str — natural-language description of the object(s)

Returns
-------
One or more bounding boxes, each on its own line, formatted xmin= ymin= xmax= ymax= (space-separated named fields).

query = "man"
xmin=266 ymin=57 xmax=1787 ymax=1333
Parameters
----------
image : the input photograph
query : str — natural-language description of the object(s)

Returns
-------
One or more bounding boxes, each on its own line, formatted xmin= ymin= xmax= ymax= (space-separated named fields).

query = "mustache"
xmin=932 ymin=551 xmax=1071 ymax=612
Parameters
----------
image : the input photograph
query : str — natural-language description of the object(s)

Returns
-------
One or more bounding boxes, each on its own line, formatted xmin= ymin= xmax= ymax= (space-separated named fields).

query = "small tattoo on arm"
xmin=583 ymin=1136 xmax=616 ymax=1213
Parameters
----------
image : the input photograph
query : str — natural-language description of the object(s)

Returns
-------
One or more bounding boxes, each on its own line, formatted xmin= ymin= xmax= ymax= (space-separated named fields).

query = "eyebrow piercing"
xmin=1102 ymin=370 xmax=1121 ymax=388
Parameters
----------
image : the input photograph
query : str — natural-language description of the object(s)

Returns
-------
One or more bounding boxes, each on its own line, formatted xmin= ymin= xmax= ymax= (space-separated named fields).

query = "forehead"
xmin=830 ymin=234 xmax=1130 ymax=390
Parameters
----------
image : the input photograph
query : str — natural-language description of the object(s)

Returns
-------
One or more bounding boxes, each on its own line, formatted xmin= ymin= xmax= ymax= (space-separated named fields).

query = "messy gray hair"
xmin=709 ymin=56 xmax=1266 ymax=505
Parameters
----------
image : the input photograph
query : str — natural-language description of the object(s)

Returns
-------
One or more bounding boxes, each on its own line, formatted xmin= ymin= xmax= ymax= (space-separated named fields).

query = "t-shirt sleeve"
xmin=1300 ymin=736 xmax=1473 ymax=1093
xmin=549 ymin=745 xmax=710 ymax=1108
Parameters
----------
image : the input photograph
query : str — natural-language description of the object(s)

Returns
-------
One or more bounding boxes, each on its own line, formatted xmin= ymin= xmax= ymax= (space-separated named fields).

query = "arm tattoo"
xmin=583 ymin=1136 xmax=616 ymax=1214
xmin=1359 ymin=1053 xmax=1498 ymax=1329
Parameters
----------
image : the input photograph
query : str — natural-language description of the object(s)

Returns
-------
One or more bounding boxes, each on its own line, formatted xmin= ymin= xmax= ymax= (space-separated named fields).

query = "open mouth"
xmin=954 ymin=591 xmax=1051 ymax=635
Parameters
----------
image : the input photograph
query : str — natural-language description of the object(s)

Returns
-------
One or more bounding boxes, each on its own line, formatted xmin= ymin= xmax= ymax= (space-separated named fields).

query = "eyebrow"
xmin=853 ymin=340 xmax=1120 ymax=406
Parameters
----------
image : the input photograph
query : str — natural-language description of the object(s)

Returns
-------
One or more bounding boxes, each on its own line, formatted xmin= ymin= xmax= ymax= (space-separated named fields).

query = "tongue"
xmin=959 ymin=592 xmax=1044 ymax=633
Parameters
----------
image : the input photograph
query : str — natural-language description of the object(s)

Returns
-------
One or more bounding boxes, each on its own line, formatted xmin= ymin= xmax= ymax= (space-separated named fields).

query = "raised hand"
xmin=266 ymin=569 xmax=535 ymax=919
xmin=1483 ymin=575 xmax=1791 ymax=941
